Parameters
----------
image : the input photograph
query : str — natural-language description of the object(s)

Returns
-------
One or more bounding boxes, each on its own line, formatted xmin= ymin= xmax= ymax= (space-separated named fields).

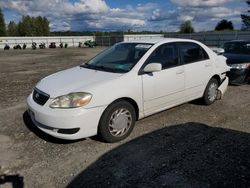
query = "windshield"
xmin=223 ymin=42 xmax=250 ymax=54
xmin=81 ymin=43 xmax=153 ymax=73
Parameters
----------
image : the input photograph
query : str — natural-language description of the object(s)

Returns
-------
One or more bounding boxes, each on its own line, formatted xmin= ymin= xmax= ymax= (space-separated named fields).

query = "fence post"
xmin=217 ymin=34 xmax=221 ymax=47
xmin=72 ymin=38 xmax=74 ymax=47
xmin=235 ymin=30 xmax=238 ymax=40
xmin=203 ymin=33 xmax=206 ymax=45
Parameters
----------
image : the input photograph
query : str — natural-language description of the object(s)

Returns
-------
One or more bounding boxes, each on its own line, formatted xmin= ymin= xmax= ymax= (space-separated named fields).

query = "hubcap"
xmin=109 ymin=108 xmax=132 ymax=137
xmin=208 ymin=83 xmax=218 ymax=102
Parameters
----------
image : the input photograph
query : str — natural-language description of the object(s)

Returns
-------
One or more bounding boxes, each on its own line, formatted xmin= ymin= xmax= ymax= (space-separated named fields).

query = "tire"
xmin=98 ymin=100 xmax=136 ymax=143
xmin=203 ymin=78 xmax=219 ymax=105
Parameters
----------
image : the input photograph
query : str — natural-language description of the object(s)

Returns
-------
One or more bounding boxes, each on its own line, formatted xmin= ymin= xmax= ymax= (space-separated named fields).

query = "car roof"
xmin=122 ymin=38 xmax=199 ymax=45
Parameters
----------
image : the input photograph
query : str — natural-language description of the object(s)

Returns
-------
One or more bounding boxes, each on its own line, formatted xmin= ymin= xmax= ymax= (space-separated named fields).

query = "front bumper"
xmin=27 ymin=94 xmax=106 ymax=140
xmin=227 ymin=68 xmax=250 ymax=85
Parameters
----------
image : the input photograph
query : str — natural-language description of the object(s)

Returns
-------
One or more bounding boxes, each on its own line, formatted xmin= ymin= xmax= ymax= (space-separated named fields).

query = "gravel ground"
xmin=0 ymin=48 xmax=250 ymax=188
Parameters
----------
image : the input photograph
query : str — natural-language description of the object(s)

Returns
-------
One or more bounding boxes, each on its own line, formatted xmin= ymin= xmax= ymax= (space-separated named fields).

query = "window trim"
xmin=138 ymin=42 xmax=181 ymax=75
xmin=176 ymin=42 xmax=210 ymax=65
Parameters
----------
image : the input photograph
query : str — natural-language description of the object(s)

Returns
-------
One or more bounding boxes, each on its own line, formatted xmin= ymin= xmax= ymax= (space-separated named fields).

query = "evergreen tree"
xmin=241 ymin=0 xmax=250 ymax=30
xmin=35 ymin=16 xmax=44 ymax=36
xmin=17 ymin=16 xmax=31 ymax=36
xmin=179 ymin=21 xmax=194 ymax=33
xmin=42 ymin=17 xmax=50 ymax=36
xmin=215 ymin=19 xmax=234 ymax=31
xmin=0 ymin=7 xmax=6 ymax=36
xmin=7 ymin=21 xmax=18 ymax=36
xmin=17 ymin=15 xmax=50 ymax=36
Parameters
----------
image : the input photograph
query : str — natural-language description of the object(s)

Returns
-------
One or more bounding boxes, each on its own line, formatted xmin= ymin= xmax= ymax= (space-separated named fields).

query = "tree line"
xmin=0 ymin=8 xmax=49 ymax=36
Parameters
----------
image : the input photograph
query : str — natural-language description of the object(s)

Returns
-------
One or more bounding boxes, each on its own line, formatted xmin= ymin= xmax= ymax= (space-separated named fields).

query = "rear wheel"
xmin=203 ymin=78 xmax=219 ymax=105
xmin=98 ymin=100 xmax=136 ymax=143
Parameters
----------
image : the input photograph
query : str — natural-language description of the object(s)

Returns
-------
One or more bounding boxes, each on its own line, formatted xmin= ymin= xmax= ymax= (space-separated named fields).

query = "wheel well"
xmin=111 ymin=98 xmax=139 ymax=120
xmin=211 ymin=75 xmax=221 ymax=84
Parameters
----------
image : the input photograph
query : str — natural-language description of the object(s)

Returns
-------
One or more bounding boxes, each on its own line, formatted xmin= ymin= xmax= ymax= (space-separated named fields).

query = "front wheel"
xmin=98 ymin=100 xmax=136 ymax=143
xmin=203 ymin=78 xmax=219 ymax=105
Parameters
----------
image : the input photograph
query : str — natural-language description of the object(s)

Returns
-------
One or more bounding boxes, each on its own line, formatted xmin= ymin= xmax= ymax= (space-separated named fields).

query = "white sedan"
xmin=27 ymin=38 xmax=230 ymax=142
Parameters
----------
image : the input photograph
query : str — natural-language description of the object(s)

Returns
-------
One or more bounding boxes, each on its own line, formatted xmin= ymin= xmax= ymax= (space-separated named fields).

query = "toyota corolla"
xmin=27 ymin=39 xmax=230 ymax=143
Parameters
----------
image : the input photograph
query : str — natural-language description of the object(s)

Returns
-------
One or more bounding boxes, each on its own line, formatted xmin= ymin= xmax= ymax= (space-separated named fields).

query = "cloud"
xmin=150 ymin=9 xmax=177 ymax=21
xmin=197 ymin=7 xmax=240 ymax=20
xmin=178 ymin=15 xmax=194 ymax=22
xmin=69 ymin=3 xmax=157 ymax=31
xmin=1 ymin=0 xmax=109 ymax=14
xmin=170 ymin=0 xmax=230 ymax=8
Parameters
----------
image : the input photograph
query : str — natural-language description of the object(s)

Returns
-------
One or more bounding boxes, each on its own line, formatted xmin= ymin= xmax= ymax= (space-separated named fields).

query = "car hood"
xmin=36 ymin=66 xmax=122 ymax=98
xmin=224 ymin=53 xmax=250 ymax=64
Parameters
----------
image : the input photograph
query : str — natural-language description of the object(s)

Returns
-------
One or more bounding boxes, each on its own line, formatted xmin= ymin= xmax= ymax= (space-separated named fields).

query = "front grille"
xmin=33 ymin=88 xmax=50 ymax=105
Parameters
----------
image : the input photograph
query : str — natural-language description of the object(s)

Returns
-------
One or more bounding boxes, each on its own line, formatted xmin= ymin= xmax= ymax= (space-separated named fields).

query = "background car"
xmin=27 ymin=39 xmax=229 ymax=143
xmin=222 ymin=40 xmax=250 ymax=85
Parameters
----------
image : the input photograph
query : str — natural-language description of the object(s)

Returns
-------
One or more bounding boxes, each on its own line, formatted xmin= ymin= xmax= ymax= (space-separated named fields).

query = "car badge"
xmin=35 ymin=93 xmax=40 ymax=98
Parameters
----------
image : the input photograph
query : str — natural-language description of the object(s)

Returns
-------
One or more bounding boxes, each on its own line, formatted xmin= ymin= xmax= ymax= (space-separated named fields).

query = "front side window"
xmin=146 ymin=43 xmax=179 ymax=69
xmin=81 ymin=43 xmax=152 ymax=73
xmin=179 ymin=42 xmax=209 ymax=64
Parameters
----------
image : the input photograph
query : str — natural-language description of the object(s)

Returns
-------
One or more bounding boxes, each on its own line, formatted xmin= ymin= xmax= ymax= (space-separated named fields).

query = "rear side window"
xmin=178 ymin=42 xmax=209 ymax=64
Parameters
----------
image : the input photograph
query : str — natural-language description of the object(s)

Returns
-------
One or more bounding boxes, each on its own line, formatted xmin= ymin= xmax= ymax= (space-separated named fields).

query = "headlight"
xmin=230 ymin=63 xmax=250 ymax=69
xmin=50 ymin=92 xmax=92 ymax=108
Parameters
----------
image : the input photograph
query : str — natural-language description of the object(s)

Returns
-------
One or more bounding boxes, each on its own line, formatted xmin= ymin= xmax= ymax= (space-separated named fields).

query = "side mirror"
xmin=211 ymin=47 xmax=225 ymax=55
xmin=143 ymin=63 xmax=162 ymax=73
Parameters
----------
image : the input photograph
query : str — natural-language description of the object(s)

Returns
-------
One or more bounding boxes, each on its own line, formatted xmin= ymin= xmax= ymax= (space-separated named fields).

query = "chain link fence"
xmin=165 ymin=31 xmax=250 ymax=47
xmin=96 ymin=32 xmax=250 ymax=47
xmin=1 ymin=31 xmax=250 ymax=49
xmin=95 ymin=35 xmax=124 ymax=46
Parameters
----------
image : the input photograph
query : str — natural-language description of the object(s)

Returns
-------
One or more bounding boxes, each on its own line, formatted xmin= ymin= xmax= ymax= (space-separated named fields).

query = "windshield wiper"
xmin=80 ymin=63 xmax=95 ymax=68
xmin=81 ymin=64 xmax=109 ymax=71
xmin=94 ymin=65 xmax=127 ymax=73
xmin=80 ymin=64 xmax=127 ymax=73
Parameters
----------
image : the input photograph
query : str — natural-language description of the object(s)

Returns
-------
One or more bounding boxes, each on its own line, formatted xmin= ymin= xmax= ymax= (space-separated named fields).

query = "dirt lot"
xmin=0 ymin=48 xmax=250 ymax=188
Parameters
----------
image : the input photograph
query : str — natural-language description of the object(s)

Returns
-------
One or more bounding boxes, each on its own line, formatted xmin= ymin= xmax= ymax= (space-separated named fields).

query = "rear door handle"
xmin=176 ymin=69 xmax=184 ymax=74
xmin=205 ymin=62 xmax=211 ymax=67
